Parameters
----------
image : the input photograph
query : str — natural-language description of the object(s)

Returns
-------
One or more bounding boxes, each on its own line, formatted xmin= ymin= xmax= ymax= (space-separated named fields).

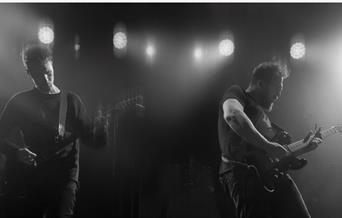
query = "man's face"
xmin=26 ymin=60 xmax=54 ymax=92
xmin=259 ymin=75 xmax=283 ymax=112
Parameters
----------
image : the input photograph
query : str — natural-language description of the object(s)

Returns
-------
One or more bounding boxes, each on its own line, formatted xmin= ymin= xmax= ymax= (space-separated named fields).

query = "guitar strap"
xmin=58 ymin=90 xmax=68 ymax=138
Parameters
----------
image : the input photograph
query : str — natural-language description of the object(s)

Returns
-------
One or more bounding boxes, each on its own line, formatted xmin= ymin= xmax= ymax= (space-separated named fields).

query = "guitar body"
xmin=4 ymin=134 xmax=75 ymax=196
xmin=245 ymin=130 xmax=307 ymax=192
xmin=4 ymin=159 xmax=35 ymax=196
xmin=234 ymin=124 xmax=342 ymax=192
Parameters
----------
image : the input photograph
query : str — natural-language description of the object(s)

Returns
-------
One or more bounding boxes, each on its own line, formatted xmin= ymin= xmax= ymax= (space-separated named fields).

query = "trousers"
xmin=219 ymin=162 xmax=311 ymax=218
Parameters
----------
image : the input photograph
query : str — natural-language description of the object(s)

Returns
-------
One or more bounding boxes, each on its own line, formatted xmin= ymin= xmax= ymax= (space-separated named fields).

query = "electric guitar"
xmin=245 ymin=125 xmax=342 ymax=192
xmin=5 ymin=134 xmax=75 ymax=167
xmin=107 ymin=87 xmax=145 ymax=116
xmin=3 ymin=130 xmax=76 ymax=196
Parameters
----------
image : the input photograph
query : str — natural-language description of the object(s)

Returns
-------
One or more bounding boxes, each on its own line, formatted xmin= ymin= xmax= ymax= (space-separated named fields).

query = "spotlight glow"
xmin=290 ymin=42 xmax=306 ymax=59
xmin=74 ymin=35 xmax=80 ymax=51
xmin=219 ymin=39 xmax=234 ymax=56
xmin=146 ymin=44 xmax=155 ymax=57
xmin=38 ymin=26 xmax=54 ymax=45
xmin=74 ymin=35 xmax=80 ymax=59
xmin=74 ymin=43 xmax=80 ymax=51
xmin=113 ymin=32 xmax=127 ymax=50
xmin=194 ymin=47 xmax=202 ymax=60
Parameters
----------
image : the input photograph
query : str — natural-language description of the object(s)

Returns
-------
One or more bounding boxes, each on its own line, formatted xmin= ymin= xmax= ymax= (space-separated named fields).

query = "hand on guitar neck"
xmin=291 ymin=128 xmax=323 ymax=156
xmin=16 ymin=147 xmax=37 ymax=167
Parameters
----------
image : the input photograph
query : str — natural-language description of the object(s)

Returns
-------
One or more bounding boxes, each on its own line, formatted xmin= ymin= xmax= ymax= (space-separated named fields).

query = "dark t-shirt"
xmin=218 ymin=85 xmax=277 ymax=174
xmin=0 ymin=88 xmax=93 ymax=183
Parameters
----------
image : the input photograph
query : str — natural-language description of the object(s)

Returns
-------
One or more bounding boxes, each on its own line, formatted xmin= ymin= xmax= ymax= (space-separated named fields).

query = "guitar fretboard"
xmin=287 ymin=126 xmax=340 ymax=153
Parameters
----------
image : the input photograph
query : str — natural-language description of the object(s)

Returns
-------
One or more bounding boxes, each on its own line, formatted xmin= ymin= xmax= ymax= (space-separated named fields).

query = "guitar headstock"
xmin=112 ymin=88 xmax=145 ymax=114
xmin=332 ymin=125 xmax=342 ymax=133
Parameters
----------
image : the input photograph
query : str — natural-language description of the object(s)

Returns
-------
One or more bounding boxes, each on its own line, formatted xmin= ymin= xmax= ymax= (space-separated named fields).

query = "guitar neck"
xmin=286 ymin=126 xmax=338 ymax=154
xmin=320 ymin=127 xmax=340 ymax=140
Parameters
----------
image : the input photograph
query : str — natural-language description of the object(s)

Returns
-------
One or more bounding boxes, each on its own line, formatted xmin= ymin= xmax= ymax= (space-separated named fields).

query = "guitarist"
xmin=0 ymin=44 xmax=107 ymax=218
xmin=218 ymin=62 xmax=322 ymax=218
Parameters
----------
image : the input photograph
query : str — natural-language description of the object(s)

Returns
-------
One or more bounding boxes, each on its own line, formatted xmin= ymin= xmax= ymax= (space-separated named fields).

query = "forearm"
xmin=0 ymin=138 xmax=19 ymax=157
xmin=225 ymin=110 xmax=272 ymax=152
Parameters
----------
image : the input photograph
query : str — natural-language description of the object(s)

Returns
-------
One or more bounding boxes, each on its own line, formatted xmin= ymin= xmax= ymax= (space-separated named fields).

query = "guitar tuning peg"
xmin=303 ymin=130 xmax=313 ymax=143
xmin=314 ymin=127 xmax=322 ymax=138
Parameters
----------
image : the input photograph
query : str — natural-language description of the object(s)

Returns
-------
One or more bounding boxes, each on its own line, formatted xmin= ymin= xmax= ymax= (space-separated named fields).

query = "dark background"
xmin=1 ymin=3 xmax=342 ymax=218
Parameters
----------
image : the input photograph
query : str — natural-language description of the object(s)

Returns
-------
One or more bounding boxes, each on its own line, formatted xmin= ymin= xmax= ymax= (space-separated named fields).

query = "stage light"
xmin=38 ymin=25 xmax=54 ymax=45
xmin=74 ymin=43 xmax=80 ymax=51
xmin=219 ymin=39 xmax=234 ymax=56
xmin=290 ymin=42 xmax=305 ymax=59
xmin=194 ymin=47 xmax=202 ymax=60
xmin=113 ymin=31 xmax=127 ymax=50
xmin=146 ymin=44 xmax=155 ymax=57
xmin=74 ymin=35 xmax=80 ymax=51
xmin=74 ymin=35 xmax=80 ymax=59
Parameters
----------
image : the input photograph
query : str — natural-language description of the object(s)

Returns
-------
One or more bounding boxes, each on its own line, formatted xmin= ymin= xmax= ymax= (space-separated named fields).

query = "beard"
xmin=35 ymin=81 xmax=54 ymax=93
xmin=264 ymin=103 xmax=274 ymax=112
xmin=260 ymin=99 xmax=274 ymax=112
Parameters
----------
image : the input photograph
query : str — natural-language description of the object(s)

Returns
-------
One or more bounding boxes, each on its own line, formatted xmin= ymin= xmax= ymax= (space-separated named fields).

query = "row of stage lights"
xmin=38 ymin=24 xmax=306 ymax=61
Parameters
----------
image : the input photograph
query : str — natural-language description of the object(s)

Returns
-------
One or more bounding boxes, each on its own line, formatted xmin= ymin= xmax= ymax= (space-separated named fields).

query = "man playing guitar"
xmin=0 ymin=44 xmax=107 ymax=218
xmin=218 ymin=62 xmax=322 ymax=218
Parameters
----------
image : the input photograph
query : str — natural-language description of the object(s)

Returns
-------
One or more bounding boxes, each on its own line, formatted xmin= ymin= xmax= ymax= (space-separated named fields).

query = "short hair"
xmin=21 ymin=44 xmax=53 ymax=68
xmin=250 ymin=61 xmax=289 ymax=85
